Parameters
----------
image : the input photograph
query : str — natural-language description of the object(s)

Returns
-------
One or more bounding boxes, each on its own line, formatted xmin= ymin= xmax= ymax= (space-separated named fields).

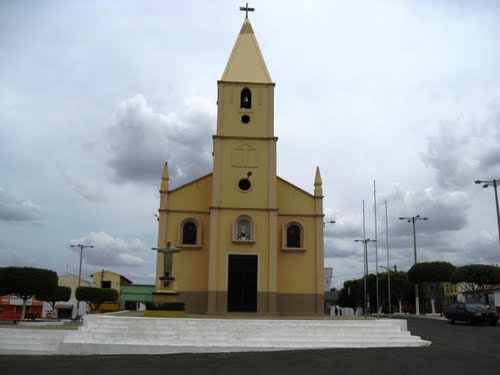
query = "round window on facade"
xmin=238 ymin=178 xmax=251 ymax=191
xmin=241 ymin=115 xmax=250 ymax=124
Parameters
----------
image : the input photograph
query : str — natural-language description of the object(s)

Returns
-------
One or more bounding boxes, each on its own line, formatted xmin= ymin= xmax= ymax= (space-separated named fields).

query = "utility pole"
xmin=399 ymin=215 xmax=428 ymax=315
xmin=354 ymin=201 xmax=376 ymax=319
xmin=70 ymin=244 xmax=94 ymax=316
xmin=385 ymin=200 xmax=391 ymax=318
xmin=373 ymin=180 xmax=379 ymax=318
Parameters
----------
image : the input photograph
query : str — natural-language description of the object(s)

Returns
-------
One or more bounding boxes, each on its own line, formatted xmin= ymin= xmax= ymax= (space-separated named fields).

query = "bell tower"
xmin=212 ymin=17 xmax=276 ymax=207
xmin=207 ymin=15 xmax=278 ymax=313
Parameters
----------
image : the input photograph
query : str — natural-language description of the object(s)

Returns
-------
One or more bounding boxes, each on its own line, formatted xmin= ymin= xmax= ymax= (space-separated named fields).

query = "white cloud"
xmin=1 ymin=1 xmax=500 ymax=291
xmin=0 ymin=187 xmax=44 ymax=222
xmin=422 ymin=104 xmax=500 ymax=189
xmin=381 ymin=184 xmax=470 ymax=235
xmin=70 ymin=231 xmax=147 ymax=268
xmin=61 ymin=169 xmax=107 ymax=203
xmin=106 ymin=94 xmax=215 ymax=186
xmin=0 ymin=247 xmax=37 ymax=267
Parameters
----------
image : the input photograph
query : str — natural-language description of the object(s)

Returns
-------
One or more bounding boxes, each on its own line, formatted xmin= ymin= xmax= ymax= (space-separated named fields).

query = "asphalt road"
xmin=0 ymin=317 xmax=498 ymax=375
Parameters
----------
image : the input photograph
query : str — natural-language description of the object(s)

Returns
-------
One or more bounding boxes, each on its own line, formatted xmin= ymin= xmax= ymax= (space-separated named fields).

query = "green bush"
xmin=146 ymin=302 xmax=185 ymax=311
xmin=37 ymin=286 xmax=72 ymax=312
xmin=408 ymin=262 xmax=455 ymax=284
xmin=76 ymin=287 xmax=118 ymax=313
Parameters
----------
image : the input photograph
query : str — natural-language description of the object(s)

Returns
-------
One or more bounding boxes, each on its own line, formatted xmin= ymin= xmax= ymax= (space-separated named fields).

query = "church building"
xmin=154 ymin=13 xmax=325 ymax=315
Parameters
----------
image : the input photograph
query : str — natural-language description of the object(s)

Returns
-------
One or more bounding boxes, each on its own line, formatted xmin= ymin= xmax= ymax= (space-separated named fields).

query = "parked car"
xmin=444 ymin=302 xmax=499 ymax=325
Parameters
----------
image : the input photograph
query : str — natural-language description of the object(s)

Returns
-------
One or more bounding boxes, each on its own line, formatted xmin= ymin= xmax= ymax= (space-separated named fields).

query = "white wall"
xmin=324 ymin=267 xmax=333 ymax=292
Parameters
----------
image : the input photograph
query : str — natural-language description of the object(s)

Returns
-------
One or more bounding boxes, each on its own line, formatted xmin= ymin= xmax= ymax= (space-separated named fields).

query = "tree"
xmin=408 ymin=262 xmax=455 ymax=313
xmin=338 ymin=275 xmax=379 ymax=314
xmin=75 ymin=287 xmax=118 ymax=313
xmin=0 ymin=267 xmax=58 ymax=320
xmin=37 ymin=286 xmax=71 ymax=317
xmin=451 ymin=264 xmax=500 ymax=302
xmin=378 ymin=272 xmax=393 ymax=313
xmin=338 ymin=279 xmax=364 ymax=309
xmin=390 ymin=271 xmax=414 ymax=313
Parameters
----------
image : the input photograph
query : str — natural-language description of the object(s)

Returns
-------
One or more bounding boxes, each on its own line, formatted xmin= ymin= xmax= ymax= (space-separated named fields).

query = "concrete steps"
xmin=59 ymin=315 xmax=430 ymax=354
xmin=0 ymin=316 xmax=431 ymax=355
xmin=0 ymin=328 xmax=68 ymax=354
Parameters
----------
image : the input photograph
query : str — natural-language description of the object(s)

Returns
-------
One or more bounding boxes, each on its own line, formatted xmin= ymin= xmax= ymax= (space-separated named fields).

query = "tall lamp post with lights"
xmin=323 ymin=220 xmax=336 ymax=227
xmin=475 ymin=179 xmax=500 ymax=246
xmin=399 ymin=215 xmax=428 ymax=315
xmin=70 ymin=244 xmax=94 ymax=314
xmin=354 ymin=238 xmax=376 ymax=318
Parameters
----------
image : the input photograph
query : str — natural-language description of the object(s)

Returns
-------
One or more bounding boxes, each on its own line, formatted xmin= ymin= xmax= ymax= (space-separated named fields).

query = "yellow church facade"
xmin=154 ymin=18 xmax=325 ymax=315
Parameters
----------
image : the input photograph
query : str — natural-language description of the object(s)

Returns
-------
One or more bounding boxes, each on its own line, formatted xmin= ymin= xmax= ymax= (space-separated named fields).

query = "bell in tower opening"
xmin=240 ymin=88 xmax=252 ymax=109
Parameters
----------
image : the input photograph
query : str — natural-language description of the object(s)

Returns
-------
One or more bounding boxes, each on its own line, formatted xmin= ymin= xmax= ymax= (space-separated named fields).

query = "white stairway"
xmin=59 ymin=315 xmax=431 ymax=355
xmin=0 ymin=328 xmax=68 ymax=355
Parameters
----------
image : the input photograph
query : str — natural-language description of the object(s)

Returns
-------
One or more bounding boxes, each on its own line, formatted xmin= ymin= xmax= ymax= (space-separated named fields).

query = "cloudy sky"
xmin=1 ymin=0 xmax=499 ymax=289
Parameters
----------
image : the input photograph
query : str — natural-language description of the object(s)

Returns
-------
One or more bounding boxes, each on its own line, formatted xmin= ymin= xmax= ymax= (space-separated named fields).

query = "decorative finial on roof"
xmin=314 ymin=166 xmax=323 ymax=197
xmin=161 ymin=162 xmax=169 ymax=191
xmin=239 ymin=3 xmax=254 ymax=19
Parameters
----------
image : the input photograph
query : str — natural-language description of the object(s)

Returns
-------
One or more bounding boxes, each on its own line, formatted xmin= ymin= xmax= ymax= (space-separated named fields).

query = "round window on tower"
xmin=241 ymin=115 xmax=250 ymax=124
xmin=238 ymin=178 xmax=251 ymax=191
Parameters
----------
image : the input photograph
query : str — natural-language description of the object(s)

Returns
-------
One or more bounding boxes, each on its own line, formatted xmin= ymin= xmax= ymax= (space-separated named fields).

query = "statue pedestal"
xmin=144 ymin=275 xmax=185 ymax=318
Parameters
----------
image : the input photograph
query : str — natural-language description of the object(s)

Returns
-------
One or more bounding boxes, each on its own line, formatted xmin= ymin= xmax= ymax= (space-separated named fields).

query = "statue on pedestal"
xmin=148 ymin=241 xmax=186 ymax=317
xmin=152 ymin=241 xmax=181 ymax=278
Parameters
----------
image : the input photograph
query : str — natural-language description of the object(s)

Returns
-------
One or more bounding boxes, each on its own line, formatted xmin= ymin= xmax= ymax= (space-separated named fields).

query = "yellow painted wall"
xmin=154 ymin=101 xmax=323 ymax=306
xmin=58 ymin=273 xmax=91 ymax=299
xmin=213 ymin=210 xmax=272 ymax=292
xmin=444 ymin=282 xmax=460 ymax=296
xmin=277 ymin=218 xmax=318 ymax=293
xmin=168 ymin=174 xmax=213 ymax=211
xmin=277 ymin=178 xmax=316 ymax=214
xmin=90 ymin=270 xmax=122 ymax=313
xmin=217 ymin=83 xmax=274 ymax=138
xmin=207 ymin=69 xmax=278 ymax=303
xmin=217 ymin=139 xmax=272 ymax=209
xmin=91 ymin=270 xmax=121 ymax=291
xmin=276 ymin=178 xmax=322 ymax=294
xmin=158 ymin=174 xmax=212 ymax=292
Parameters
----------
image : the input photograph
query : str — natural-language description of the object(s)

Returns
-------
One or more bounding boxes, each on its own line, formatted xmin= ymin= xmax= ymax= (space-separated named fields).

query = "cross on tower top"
xmin=239 ymin=3 xmax=255 ymax=19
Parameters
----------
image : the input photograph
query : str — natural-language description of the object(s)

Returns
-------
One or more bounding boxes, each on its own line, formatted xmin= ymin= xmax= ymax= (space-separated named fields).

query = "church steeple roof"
xmin=221 ymin=18 xmax=273 ymax=84
xmin=314 ymin=166 xmax=323 ymax=197
xmin=161 ymin=162 xmax=169 ymax=191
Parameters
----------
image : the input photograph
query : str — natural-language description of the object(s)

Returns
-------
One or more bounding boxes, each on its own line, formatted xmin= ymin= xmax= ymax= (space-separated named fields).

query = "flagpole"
xmin=374 ymin=180 xmax=379 ymax=318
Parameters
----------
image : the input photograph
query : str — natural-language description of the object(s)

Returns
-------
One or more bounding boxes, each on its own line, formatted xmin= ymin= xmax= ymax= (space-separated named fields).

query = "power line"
xmin=457 ymin=255 xmax=500 ymax=267
xmin=332 ymin=270 xmax=365 ymax=278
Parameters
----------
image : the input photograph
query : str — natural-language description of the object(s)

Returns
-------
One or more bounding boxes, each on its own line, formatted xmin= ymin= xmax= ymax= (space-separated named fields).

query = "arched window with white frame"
xmin=282 ymin=221 xmax=305 ymax=251
xmin=178 ymin=218 xmax=202 ymax=248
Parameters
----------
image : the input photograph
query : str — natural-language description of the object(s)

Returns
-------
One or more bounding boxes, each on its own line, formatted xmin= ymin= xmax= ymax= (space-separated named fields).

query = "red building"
xmin=0 ymin=294 xmax=44 ymax=317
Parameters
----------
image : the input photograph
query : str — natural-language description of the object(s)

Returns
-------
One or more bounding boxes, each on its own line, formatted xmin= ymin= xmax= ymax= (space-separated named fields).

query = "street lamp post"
xmin=399 ymin=215 xmax=428 ymax=315
xmin=70 ymin=244 xmax=94 ymax=315
xmin=354 ymin=238 xmax=376 ymax=319
xmin=384 ymin=200 xmax=391 ymax=318
xmin=475 ymin=179 xmax=500 ymax=246
xmin=323 ymin=220 xmax=336 ymax=228
xmin=379 ymin=266 xmax=392 ymax=318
